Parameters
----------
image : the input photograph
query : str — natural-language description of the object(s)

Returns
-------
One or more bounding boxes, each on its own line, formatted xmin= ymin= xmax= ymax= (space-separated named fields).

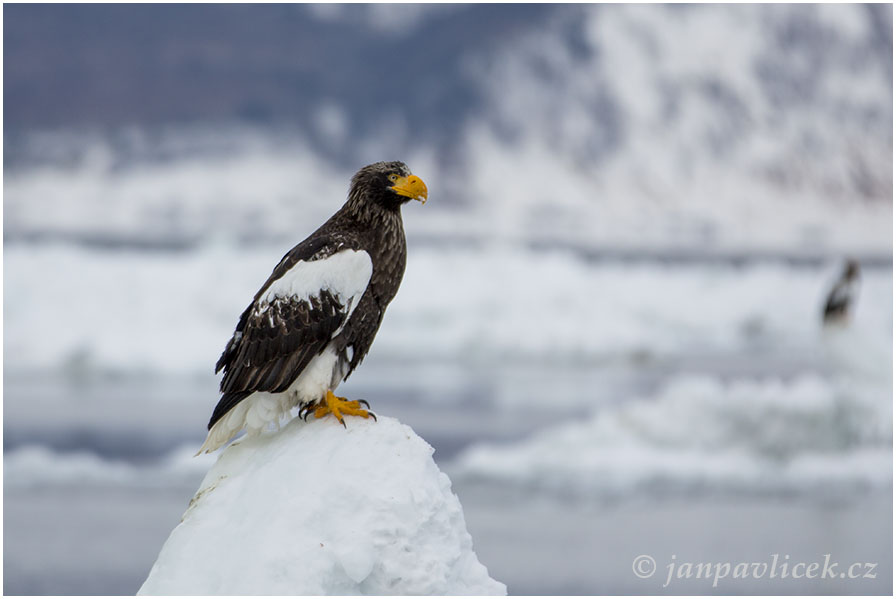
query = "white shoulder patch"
xmin=260 ymin=249 xmax=373 ymax=315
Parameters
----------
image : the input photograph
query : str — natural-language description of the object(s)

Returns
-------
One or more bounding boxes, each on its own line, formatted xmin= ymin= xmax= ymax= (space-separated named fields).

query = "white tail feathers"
xmin=195 ymin=392 xmax=300 ymax=455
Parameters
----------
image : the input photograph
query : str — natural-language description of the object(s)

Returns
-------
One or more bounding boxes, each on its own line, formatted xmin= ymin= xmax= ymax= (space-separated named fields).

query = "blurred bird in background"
xmin=822 ymin=259 xmax=861 ymax=327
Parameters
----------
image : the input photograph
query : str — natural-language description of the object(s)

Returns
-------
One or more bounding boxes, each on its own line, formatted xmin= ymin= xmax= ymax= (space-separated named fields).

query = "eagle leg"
xmin=312 ymin=389 xmax=375 ymax=426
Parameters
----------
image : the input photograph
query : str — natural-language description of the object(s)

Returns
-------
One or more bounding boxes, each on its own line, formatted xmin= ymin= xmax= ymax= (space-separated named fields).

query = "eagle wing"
xmin=210 ymin=237 xmax=372 ymax=429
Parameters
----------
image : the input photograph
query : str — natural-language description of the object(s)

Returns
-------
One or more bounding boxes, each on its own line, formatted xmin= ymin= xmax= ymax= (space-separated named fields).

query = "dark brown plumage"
xmin=199 ymin=161 xmax=427 ymax=452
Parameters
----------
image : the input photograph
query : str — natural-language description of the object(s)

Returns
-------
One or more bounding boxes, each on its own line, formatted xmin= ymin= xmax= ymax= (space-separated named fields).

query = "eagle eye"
xmin=388 ymin=174 xmax=399 ymax=182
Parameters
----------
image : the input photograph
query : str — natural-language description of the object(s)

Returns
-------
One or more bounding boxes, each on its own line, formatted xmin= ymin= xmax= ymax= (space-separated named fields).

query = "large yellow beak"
xmin=391 ymin=174 xmax=428 ymax=204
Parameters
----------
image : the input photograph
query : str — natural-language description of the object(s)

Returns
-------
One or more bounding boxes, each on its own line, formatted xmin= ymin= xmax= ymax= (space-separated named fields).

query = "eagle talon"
xmin=368 ymin=411 xmax=377 ymax=422
xmin=299 ymin=404 xmax=315 ymax=421
xmin=311 ymin=390 xmax=375 ymax=426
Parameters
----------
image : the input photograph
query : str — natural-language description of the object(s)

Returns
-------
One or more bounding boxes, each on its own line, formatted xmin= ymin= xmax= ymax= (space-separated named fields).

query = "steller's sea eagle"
xmin=198 ymin=161 xmax=427 ymax=453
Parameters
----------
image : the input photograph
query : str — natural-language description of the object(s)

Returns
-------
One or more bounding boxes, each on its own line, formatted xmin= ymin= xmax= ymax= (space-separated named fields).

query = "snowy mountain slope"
xmin=459 ymin=4 xmax=892 ymax=252
xmin=3 ymin=4 xmax=892 ymax=252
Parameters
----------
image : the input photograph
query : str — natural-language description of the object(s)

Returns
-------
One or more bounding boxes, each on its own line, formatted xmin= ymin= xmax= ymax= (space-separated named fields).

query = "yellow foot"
xmin=306 ymin=390 xmax=376 ymax=427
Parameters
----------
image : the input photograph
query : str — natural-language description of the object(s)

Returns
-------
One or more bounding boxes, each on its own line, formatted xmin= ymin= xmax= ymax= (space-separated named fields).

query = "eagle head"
xmin=349 ymin=161 xmax=428 ymax=211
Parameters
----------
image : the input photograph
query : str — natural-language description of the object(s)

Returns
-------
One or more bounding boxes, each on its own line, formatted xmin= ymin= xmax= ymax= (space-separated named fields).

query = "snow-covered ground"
xmin=451 ymin=370 xmax=892 ymax=501
xmin=4 ymin=242 xmax=891 ymax=377
xmin=5 ymin=241 xmax=892 ymax=493
xmin=5 ymin=249 xmax=893 ymax=595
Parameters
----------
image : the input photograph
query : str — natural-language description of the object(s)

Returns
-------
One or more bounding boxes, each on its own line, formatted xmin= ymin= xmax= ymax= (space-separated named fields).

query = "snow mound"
xmin=138 ymin=416 xmax=505 ymax=596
